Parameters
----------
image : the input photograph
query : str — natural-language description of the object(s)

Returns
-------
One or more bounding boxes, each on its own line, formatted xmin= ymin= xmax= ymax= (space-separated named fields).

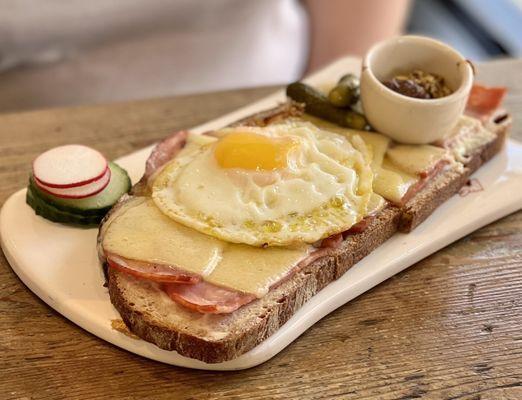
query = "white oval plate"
xmin=1 ymin=57 xmax=521 ymax=370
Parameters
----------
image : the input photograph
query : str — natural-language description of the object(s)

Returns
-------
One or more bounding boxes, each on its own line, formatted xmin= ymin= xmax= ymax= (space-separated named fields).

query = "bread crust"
xmin=102 ymin=104 xmax=510 ymax=363
xmin=398 ymin=166 xmax=469 ymax=232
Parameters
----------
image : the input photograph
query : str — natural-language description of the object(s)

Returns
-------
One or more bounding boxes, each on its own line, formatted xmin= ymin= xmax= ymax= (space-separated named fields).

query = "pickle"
xmin=339 ymin=73 xmax=360 ymax=87
xmin=328 ymin=85 xmax=355 ymax=107
xmin=328 ymin=73 xmax=360 ymax=107
xmin=286 ymin=82 xmax=367 ymax=129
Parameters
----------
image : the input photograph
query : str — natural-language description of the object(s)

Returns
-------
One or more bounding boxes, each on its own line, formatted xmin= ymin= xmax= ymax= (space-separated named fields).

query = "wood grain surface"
xmin=1 ymin=60 xmax=521 ymax=400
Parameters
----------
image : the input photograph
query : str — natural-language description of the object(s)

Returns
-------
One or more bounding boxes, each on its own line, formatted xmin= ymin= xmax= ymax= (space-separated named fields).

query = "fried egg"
xmin=152 ymin=120 xmax=373 ymax=246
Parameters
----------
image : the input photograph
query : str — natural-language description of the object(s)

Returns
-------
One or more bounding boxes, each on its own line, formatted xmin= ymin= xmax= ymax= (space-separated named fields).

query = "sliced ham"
xmin=107 ymin=253 xmax=200 ymax=284
xmin=132 ymin=130 xmax=189 ymax=195
xmin=418 ymin=158 xmax=450 ymax=179
xmin=466 ymin=84 xmax=507 ymax=119
xmin=320 ymin=233 xmax=343 ymax=248
xmin=144 ymin=130 xmax=189 ymax=180
xmin=398 ymin=158 xmax=450 ymax=206
xmin=163 ymin=281 xmax=256 ymax=314
xmin=295 ymin=247 xmax=331 ymax=270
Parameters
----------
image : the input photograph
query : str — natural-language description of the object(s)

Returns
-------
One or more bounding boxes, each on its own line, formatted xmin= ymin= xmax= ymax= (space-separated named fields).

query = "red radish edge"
xmin=35 ymin=167 xmax=111 ymax=199
xmin=32 ymin=145 xmax=108 ymax=188
xmin=34 ymin=162 xmax=108 ymax=188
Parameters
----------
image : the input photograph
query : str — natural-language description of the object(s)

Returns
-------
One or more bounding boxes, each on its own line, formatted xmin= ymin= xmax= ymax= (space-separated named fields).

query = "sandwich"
xmin=97 ymin=82 xmax=510 ymax=363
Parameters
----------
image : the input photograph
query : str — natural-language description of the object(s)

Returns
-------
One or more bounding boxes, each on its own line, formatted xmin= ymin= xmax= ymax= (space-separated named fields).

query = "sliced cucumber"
xmin=27 ymin=185 xmax=102 ymax=227
xmin=29 ymin=162 xmax=131 ymax=216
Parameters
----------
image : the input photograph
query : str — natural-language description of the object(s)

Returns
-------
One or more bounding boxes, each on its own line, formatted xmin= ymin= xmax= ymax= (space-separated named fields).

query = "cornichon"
xmin=328 ymin=73 xmax=360 ymax=107
xmin=286 ymin=82 xmax=367 ymax=130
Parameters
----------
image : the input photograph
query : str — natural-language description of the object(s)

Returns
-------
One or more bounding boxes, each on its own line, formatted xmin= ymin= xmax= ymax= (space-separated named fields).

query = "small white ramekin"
xmin=360 ymin=35 xmax=474 ymax=144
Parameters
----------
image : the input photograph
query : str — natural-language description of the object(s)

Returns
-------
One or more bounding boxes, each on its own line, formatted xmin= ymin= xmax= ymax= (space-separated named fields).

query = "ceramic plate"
xmin=1 ymin=57 xmax=521 ymax=370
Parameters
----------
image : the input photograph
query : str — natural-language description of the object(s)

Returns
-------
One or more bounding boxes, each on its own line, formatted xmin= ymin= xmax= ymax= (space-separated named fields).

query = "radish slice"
xmin=33 ymin=145 xmax=108 ymax=188
xmin=35 ymin=167 xmax=111 ymax=199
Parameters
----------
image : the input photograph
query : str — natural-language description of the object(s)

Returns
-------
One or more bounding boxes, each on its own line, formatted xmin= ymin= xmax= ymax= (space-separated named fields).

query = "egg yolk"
xmin=214 ymin=132 xmax=298 ymax=171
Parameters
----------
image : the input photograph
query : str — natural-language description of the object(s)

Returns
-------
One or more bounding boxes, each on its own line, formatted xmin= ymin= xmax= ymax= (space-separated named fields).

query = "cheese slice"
xmin=103 ymin=199 xmax=224 ymax=276
xmin=207 ymin=244 xmax=308 ymax=297
xmin=315 ymin=123 xmax=418 ymax=204
xmin=386 ymin=145 xmax=448 ymax=176
xmin=373 ymin=158 xmax=418 ymax=204
xmin=103 ymin=199 xmax=310 ymax=297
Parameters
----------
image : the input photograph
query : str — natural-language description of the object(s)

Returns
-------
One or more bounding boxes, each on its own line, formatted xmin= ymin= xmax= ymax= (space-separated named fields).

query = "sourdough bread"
xmin=108 ymin=207 xmax=400 ymax=363
xmin=101 ymin=103 xmax=510 ymax=363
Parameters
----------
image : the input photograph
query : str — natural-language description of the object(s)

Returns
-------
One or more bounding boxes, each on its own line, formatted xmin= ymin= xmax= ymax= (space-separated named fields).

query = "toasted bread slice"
xmin=101 ymin=104 xmax=510 ymax=363
xmin=108 ymin=207 xmax=400 ymax=363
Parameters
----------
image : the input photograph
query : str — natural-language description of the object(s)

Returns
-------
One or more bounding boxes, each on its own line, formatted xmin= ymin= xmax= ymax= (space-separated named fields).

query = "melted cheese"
xmin=207 ymin=244 xmax=308 ymax=296
xmin=386 ymin=145 xmax=448 ymax=175
xmin=373 ymin=159 xmax=418 ymax=204
xmin=343 ymin=131 xmax=419 ymax=204
xmin=103 ymin=199 xmax=224 ymax=276
xmin=187 ymin=132 xmax=218 ymax=146
xmin=103 ymin=199 xmax=310 ymax=297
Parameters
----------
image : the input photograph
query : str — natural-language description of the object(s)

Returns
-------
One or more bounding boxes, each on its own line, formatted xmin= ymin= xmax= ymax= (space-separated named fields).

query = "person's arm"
xmin=303 ymin=0 xmax=411 ymax=72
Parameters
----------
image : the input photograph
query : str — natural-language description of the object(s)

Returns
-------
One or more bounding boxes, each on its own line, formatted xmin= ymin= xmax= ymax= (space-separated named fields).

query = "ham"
xmin=466 ymin=84 xmax=507 ymax=119
xmin=163 ymin=281 xmax=256 ymax=314
xmin=144 ymin=130 xmax=189 ymax=180
xmin=320 ymin=233 xmax=343 ymax=248
xmin=107 ymin=253 xmax=200 ymax=284
xmin=398 ymin=158 xmax=450 ymax=206
xmin=132 ymin=130 xmax=188 ymax=195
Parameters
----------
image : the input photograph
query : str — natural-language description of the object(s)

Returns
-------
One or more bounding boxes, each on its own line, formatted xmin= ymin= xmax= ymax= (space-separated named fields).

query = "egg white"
xmin=152 ymin=120 xmax=374 ymax=246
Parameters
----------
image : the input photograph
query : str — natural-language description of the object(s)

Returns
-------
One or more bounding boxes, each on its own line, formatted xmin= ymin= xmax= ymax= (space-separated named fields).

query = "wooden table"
xmin=1 ymin=59 xmax=521 ymax=400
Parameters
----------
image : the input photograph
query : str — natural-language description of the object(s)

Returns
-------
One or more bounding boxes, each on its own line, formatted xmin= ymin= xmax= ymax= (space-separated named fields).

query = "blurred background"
xmin=0 ymin=0 xmax=521 ymax=113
